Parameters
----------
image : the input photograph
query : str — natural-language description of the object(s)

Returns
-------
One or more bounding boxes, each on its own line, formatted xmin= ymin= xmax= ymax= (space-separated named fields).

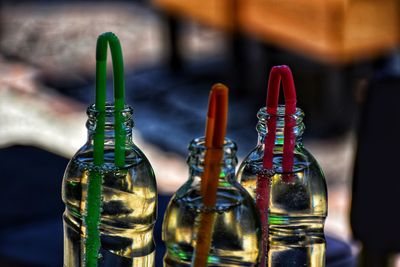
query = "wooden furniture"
xmin=152 ymin=0 xmax=237 ymax=31
xmin=153 ymin=0 xmax=399 ymax=64
xmin=238 ymin=0 xmax=399 ymax=64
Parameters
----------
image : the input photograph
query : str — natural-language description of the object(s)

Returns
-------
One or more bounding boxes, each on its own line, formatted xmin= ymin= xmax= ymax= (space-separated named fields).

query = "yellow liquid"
xmin=62 ymin=157 xmax=157 ymax=267
xmin=162 ymin=184 xmax=261 ymax=267
xmin=238 ymin=156 xmax=327 ymax=267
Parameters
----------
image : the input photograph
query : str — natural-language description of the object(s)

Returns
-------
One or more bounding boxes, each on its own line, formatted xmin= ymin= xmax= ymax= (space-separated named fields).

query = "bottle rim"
xmin=188 ymin=136 xmax=237 ymax=153
xmin=257 ymin=105 xmax=304 ymax=120
xmin=87 ymin=102 xmax=133 ymax=117
xmin=86 ymin=102 xmax=134 ymax=132
xmin=256 ymin=105 xmax=305 ymax=139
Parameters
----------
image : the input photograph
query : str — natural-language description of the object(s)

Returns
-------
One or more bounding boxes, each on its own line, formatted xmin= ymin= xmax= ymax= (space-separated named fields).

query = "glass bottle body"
xmin=162 ymin=138 xmax=261 ymax=266
xmin=237 ymin=106 xmax=327 ymax=267
xmin=62 ymin=104 xmax=157 ymax=267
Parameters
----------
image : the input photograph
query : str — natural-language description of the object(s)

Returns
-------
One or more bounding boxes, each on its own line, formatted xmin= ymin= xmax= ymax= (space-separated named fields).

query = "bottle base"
xmin=163 ymin=254 xmax=258 ymax=267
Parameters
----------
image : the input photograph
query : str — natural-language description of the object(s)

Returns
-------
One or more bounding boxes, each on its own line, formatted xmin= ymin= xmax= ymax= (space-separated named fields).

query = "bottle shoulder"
xmin=238 ymin=145 xmax=324 ymax=175
xmin=62 ymin=144 xmax=158 ymax=226
xmin=167 ymin=179 xmax=258 ymax=214
xmin=65 ymin=143 xmax=155 ymax=175
xmin=62 ymin=143 xmax=157 ymax=199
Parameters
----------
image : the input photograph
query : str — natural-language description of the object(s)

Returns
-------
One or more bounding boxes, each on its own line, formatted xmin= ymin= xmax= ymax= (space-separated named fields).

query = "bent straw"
xmin=95 ymin=32 xmax=126 ymax=168
xmin=193 ymin=83 xmax=228 ymax=267
xmin=263 ymin=65 xmax=296 ymax=170
xmin=257 ymin=65 xmax=297 ymax=266
xmin=84 ymin=32 xmax=126 ymax=267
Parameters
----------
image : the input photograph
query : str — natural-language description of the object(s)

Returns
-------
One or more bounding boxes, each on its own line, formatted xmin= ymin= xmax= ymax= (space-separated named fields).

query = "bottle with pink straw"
xmin=237 ymin=65 xmax=328 ymax=266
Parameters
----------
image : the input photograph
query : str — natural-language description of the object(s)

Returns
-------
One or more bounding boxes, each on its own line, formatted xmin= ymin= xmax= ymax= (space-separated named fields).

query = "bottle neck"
xmin=86 ymin=103 xmax=134 ymax=146
xmin=256 ymin=106 xmax=305 ymax=147
xmin=187 ymin=137 xmax=238 ymax=183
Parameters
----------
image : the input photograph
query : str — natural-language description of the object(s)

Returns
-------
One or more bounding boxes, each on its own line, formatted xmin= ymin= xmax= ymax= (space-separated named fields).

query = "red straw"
xmin=263 ymin=65 xmax=297 ymax=171
xmin=257 ymin=65 xmax=297 ymax=265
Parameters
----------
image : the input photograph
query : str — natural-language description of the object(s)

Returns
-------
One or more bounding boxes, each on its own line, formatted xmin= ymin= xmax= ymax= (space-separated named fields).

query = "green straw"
xmin=95 ymin=32 xmax=126 ymax=167
xmin=84 ymin=32 xmax=126 ymax=267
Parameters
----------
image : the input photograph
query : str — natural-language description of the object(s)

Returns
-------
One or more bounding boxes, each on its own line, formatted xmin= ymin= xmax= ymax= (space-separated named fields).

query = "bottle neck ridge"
xmin=187 ymin=137 xmax=238 ymax=181
xmin=86 ymin=103 xmax=134 ymax=145
xmin=256 ymin=105 xmax=305 ymax=146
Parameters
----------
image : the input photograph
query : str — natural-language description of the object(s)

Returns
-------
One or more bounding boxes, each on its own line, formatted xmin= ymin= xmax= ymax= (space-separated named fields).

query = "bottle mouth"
xmin=189 ymin=136 xmax=237 ymax=154
xmin=256 ymin=105 xmax=305 ymax=138
xmin=187 ymin=136 xmax=238 ymax=170
xmin=86 ymin=103 xmax=134 ymax=131
xmin=257 ymin=105 xmax=304 ymax=121
xmin=87 ymin=102 xmax=133 ymax=116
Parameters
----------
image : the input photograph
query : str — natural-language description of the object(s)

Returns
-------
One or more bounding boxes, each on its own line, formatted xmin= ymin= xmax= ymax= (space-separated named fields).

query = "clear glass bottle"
xmin=62 ymin=103 xmax=157 ymax=267
xmin=162 ymin=137 xmax=261 ymax=266
xmin=237 ymin=105 xmax=327 ymax=267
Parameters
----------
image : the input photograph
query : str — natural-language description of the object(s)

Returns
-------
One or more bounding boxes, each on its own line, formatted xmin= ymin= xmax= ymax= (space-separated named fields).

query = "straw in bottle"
xmin=193 ymin=83 xmax=229 ymax=267
xmin=84 ymin=32 xmax=126 ymax=267
xmin=257 ymin=65 xmax=297 ymax=266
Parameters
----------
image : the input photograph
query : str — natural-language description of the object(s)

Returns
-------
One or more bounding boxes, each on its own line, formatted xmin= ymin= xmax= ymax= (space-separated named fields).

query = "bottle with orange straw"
xmin=162 ymin=84 xmax=261 ymax=266
xmin=237 ymin=65 xmax=327 ymax=266
xmin=62 ymin=32 xmax=157 ymax=267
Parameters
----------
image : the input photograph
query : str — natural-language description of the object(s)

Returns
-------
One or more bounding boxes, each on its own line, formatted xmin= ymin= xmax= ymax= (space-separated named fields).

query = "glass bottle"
xmin=237 ymin=105 xmax=327 ymax=266
xmin=162 ymin=137 xmax=261 ymax=266
xmin=62 ymin=103 xmax=157 ymax=266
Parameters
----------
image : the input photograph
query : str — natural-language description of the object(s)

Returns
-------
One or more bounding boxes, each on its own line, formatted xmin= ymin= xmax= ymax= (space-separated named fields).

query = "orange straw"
xmin=193 ymin=83 xmax=228 ymax=267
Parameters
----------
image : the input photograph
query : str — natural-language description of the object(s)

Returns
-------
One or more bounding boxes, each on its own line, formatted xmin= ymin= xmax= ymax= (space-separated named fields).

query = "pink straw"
xmin=256 ymin=65 xmax=297 ymax=265
xmin=263 ymin=65 xmax=297 ymax=171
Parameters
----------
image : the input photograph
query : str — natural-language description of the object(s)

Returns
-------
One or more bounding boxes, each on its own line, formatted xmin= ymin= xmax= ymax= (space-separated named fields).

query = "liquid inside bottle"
xmin=62 ymin=104 xmax=157 ymax=267
xmin=162 ymin=137 xmax=261 ymax=266
xmin=237 ymin=106 xmax=327 ymax=267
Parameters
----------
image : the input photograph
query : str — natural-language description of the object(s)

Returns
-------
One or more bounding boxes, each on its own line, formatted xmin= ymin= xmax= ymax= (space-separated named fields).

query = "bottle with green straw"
xmin=62 ymin=32 xmax=157 ymax=267
xmin=162 ymin=84 xmax=261 ymax=266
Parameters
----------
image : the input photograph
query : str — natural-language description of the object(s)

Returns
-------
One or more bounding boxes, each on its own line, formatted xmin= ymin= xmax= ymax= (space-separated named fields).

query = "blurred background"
xmin=0 ymin=0 xmax=399 ymax=266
